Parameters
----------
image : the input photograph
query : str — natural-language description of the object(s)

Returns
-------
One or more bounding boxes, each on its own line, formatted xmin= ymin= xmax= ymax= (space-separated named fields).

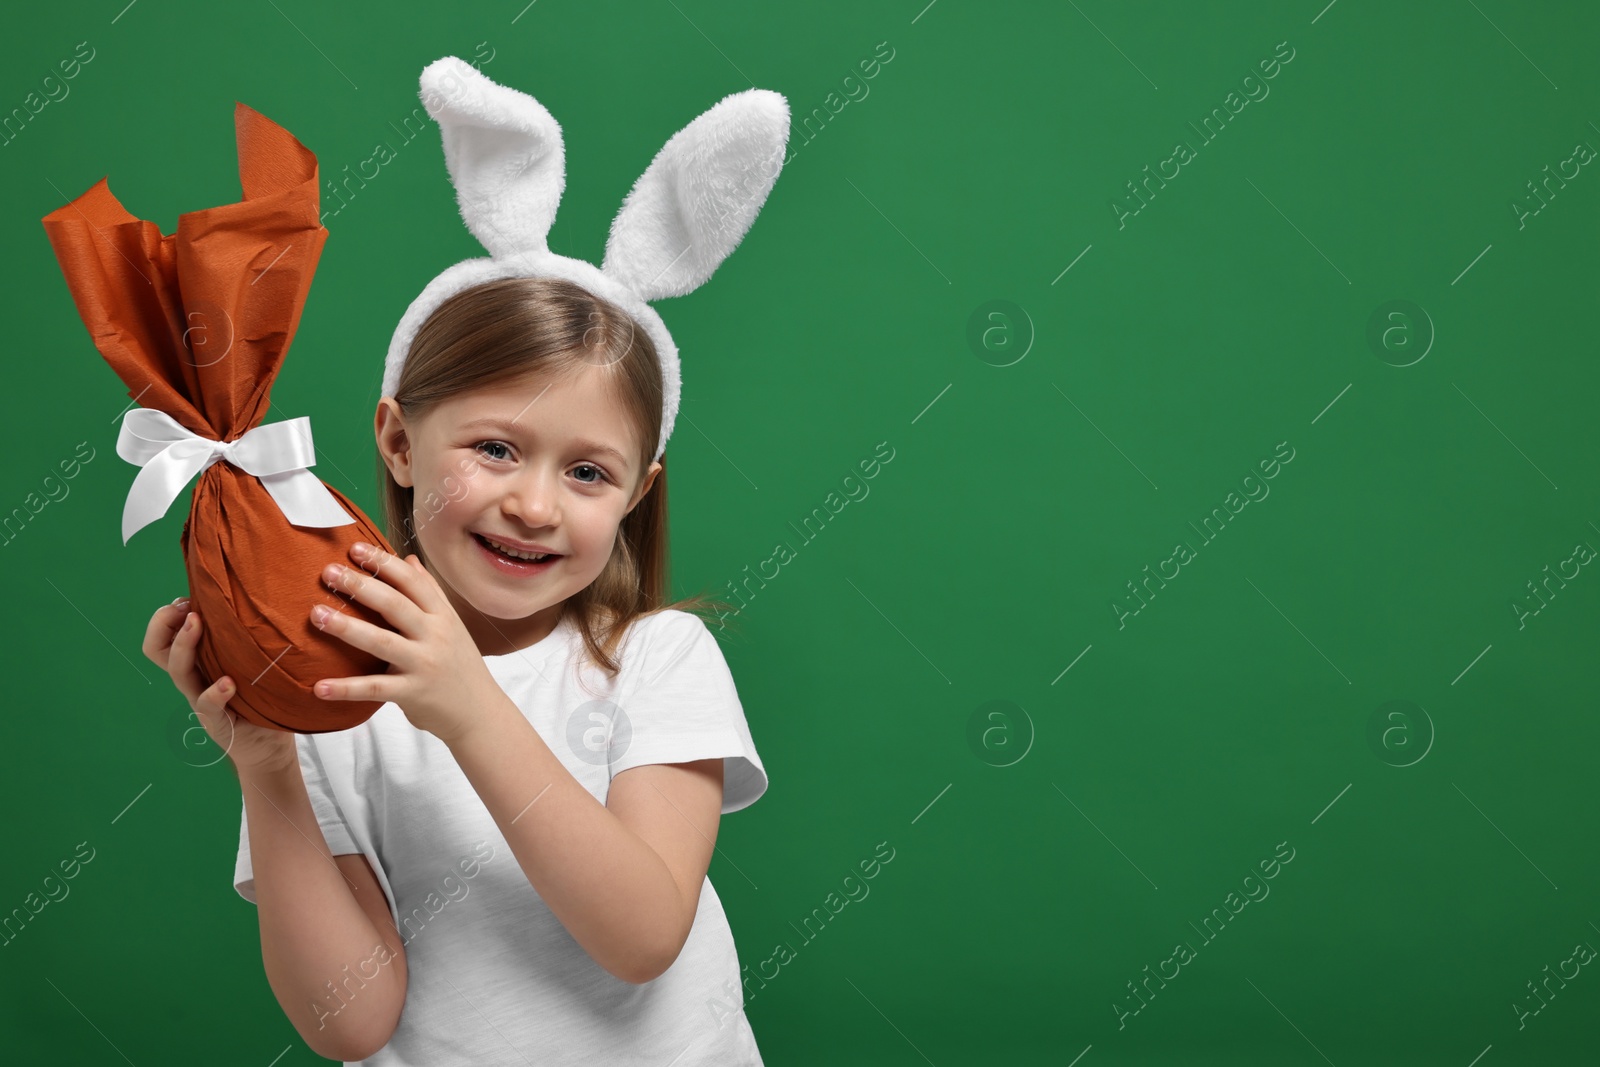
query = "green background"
xmin=5 ymin=1 xmax=1598 ymax=1063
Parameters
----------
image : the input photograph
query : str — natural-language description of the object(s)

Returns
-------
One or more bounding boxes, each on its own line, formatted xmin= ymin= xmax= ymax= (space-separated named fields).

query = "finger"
xmin=323 ymin=556 xmax=425 ymax=637
xmin=312 ymin=601 xmax=405 ymax=664
xmin=194 ymin=675 xmax=241 ymax=755
xmin=167 ymin=612 xmax=206 ymax=704
xmin=141 ymin=599 xmax=191 ymax=663
xmin=348 ymin=541 xmax=440 ymax=613
xmin=312 ymin=673 xmax=395 ymax=703
xmin=192 ymin=672 xmax=235 ymax=720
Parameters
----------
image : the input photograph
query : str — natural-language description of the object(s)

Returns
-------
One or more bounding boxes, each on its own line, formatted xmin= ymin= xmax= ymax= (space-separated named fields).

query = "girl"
xmin=141 ymin=55 xmax=789 ymax=1065
xmin=145 ymin=275 xmax=768 ymax=1064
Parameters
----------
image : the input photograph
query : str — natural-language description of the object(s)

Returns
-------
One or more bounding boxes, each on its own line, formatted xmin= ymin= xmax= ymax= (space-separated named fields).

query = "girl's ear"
xmin=374 ymin=398 xmax=415 ymax=488
xmin=601 ymin=88 xmax=789 ymax=301
xmin=627 ymin=460 xmax=663 ymax=515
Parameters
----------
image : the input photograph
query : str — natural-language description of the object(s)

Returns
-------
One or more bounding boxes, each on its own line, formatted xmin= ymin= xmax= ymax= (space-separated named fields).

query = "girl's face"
xmin=375 ymin=364 xmax=661 ymax=656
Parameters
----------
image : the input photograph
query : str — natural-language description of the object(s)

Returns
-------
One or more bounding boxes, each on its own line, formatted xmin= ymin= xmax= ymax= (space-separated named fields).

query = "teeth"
xmin=482 ymin=536 xmax=552 ymax=562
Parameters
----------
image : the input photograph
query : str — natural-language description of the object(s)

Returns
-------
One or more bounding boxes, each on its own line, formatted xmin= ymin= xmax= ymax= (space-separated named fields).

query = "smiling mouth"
xmin=473 ymin=533 xmax=561 ymax=566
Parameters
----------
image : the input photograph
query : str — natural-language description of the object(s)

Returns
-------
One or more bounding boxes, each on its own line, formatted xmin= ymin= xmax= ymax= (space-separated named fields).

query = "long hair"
xmin=376 ymin=276 xmax=737 ymax=677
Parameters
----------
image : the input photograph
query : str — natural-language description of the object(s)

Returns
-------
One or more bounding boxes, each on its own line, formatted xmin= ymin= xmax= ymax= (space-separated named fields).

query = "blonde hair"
xmin=377 ymin=276 xmax=737 ymax=677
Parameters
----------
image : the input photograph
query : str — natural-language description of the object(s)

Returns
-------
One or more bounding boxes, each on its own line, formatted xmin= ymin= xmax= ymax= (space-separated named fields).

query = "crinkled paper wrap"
xmin=41 ymin=102 xmax=395 ymax=733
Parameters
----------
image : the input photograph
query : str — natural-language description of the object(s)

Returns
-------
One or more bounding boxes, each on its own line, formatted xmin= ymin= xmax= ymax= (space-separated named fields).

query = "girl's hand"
xmin=142 ymin=603 xmax=297 ymax=780
xmin=309 ymin=542 xmax=499 ymax=746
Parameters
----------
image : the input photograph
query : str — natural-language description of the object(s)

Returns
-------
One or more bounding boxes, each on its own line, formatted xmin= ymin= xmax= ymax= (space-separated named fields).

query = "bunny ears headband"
xmin=384 ymin=57 xmax=791 ymax=464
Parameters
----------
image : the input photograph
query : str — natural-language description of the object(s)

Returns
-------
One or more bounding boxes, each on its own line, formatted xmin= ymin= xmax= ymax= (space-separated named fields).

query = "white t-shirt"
xmin=233 ymin=608 xmax=768 ymax=1065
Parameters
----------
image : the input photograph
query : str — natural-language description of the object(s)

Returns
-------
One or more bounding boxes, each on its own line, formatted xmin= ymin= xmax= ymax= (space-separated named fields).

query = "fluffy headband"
xmin=383 ymin=56 xmax=791 ymax=464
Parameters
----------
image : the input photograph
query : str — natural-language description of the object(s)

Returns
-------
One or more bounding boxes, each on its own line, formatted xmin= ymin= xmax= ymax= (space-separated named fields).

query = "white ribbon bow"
xmin=115 ymin=407 xmax=353 ymax=544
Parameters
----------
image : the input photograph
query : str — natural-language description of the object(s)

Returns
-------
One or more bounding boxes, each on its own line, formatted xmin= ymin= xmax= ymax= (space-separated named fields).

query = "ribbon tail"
xmin=259 ymin=469 xmax=355 ymax=528
xmin=122 ymin=447 xmax=213 ymax=545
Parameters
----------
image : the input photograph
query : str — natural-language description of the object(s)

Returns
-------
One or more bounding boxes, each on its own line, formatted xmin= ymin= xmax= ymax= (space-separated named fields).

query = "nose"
xmin=502 ymin=466 xmax=559 ymax=527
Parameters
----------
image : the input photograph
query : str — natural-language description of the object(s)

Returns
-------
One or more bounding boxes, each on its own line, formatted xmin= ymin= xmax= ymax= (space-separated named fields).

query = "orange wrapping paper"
xmin=41 ymin=102 xmax=395 ymax=733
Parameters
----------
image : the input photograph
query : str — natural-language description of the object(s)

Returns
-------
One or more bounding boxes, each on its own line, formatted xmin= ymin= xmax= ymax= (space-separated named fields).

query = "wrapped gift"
xmin=42 ymin=101 xmax=394 ymax=733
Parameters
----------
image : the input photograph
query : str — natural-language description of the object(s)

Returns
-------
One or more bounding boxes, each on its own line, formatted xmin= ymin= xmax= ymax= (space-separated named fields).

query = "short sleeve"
xmin=233 ymin=733 xmax=362 ymax=904
xmin=608 ymin=611 xmax=769 ymax=813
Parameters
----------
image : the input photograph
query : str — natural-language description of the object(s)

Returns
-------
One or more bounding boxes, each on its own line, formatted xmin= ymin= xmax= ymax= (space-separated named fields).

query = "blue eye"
xmin=476 ymin=442 xmax=610 ymax=485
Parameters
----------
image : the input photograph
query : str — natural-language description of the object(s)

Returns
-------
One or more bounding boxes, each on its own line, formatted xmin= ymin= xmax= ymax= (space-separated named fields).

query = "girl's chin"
xmin=466 ymin=591 xmax=554 ymax=615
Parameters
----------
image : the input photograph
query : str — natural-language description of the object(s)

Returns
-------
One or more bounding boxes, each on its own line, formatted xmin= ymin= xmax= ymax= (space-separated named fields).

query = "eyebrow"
xmin=459 ymin=416 xmax=633 ymax=469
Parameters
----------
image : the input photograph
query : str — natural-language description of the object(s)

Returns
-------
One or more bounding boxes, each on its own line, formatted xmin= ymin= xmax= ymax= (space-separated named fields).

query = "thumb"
xmin=196 ymin=675 xmax=236 ymax=721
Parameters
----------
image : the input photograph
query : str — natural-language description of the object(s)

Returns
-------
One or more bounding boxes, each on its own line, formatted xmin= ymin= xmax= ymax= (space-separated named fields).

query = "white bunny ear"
xmin=420 ymin=56 xmax=565 ymax=258
xmin=602 ymin=88 xmax=789 ymax=300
